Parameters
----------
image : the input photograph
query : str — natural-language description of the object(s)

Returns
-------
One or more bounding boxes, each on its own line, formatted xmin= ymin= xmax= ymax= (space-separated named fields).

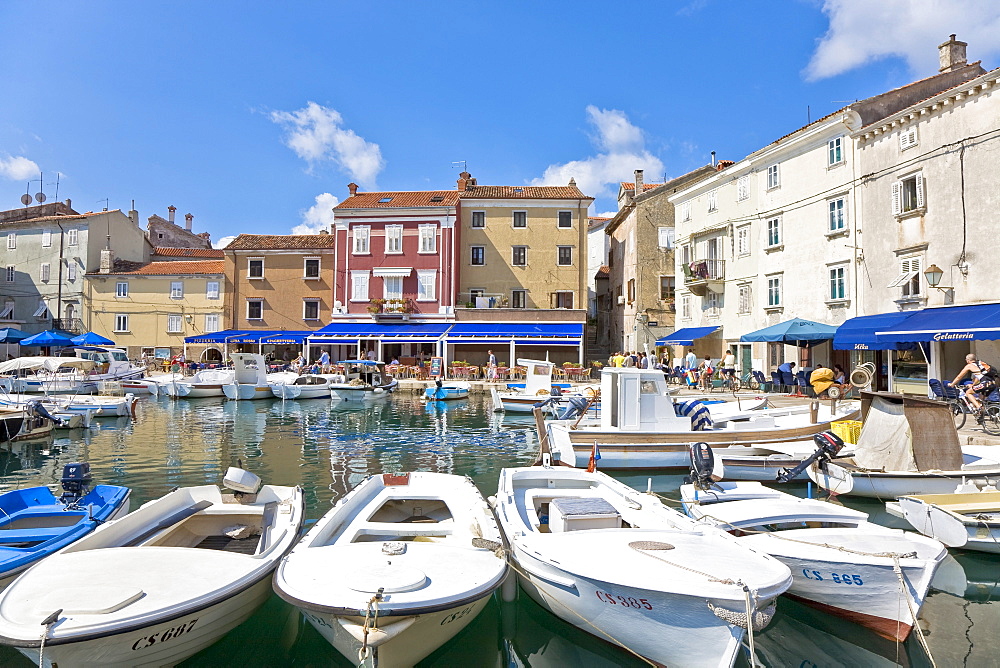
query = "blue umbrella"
xmin=18 ymin=330 xmax=76 ymax=347
xmin=0 ymin=328 xmax=29 ymax=344
xmin=71 ymin=332 xmax=115 ymax=346
xmin=740 ymin=318 xmax=837 ymax=348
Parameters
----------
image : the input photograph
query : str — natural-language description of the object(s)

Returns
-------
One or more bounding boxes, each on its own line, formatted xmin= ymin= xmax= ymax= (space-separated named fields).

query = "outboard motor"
xmin=686 ymin=442 xmax=722 ymax=491
xmin=775 ymin=430 xmax=845 ymax=483
xmin=25 ymin=400 xmax=60 ymax=425
xmin=60 ymin=462 xmax=93 ymax=506
xmin=557 ymin=396 xmax=591 ymax=420
xmin=550 ymin=385 xmax=563 ymax=397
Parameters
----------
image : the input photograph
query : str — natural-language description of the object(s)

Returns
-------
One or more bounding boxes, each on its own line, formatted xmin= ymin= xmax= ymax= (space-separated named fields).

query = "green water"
xmin=0 ymin=395 xmax=994 ymax=667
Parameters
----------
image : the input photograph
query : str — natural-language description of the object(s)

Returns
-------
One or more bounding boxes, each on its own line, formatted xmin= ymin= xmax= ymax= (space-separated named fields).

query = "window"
xmin=116 ymin=281 xmax=129 ymax=297
xmin=385 ymin=225 xmax=403 ymax=254
xmin=303 ymin=300 xmax=320 ymax=320
xmin=737 ymin=225 xmax=750 ymax=256
xmin=206 ymin=281 xmax=219 ymax=299
xmin=419 ymin=224 xmax=436 ymax=253
xmin=33 ymin=300 xmax=49 ymax=318
xmin=900 ymin=128 xmax=918 ymax=150
xmin=829 ymin=265 xmax=848 ymax=301
xmin=558 ymin=211 xmax=572 ymax=228
xmin=681 ymin=244 xmax=691 ymax=265
xmin=353 ymin=225 xmax=370 ymax=254
xmin=512 ymin=246 xmax=527 ymax=266
xmin=6 ymin=234 xmax=14 ymax=250
xmin=417 ymin=270 xmax=436 ymax=301
xmin=383 ymin=275 xmax=402 ymax=300
xmin=470 ymin=246 xmax=485 ymax=266
xmin=5 ymin=266 xmax=14 ymax=282
xmin=114 ymin=314 xmax=129 ymax=332
xmin=513 ymin=212 xmax=527 ymax=228
xmin=170 ymin=281 xmax=184 ymax=299
xmin=660 ymin=276 xmax=675 ymax=301
xmin=167 ymin=314 xmax=183 ymax=333
xmin=892 ymin=173 xmax=925 ymax=215
xmin=766 ymin=217 xmax=781 ymax=248
xmin=553 ymin=292 xmax=573 ymax=309
xmin=205 ymin=314 xmax=220 ymax=333
xmin=828 ymin=137 xmax=844 ymax=166
xmin=828 ymin=197 xmax=846 ymax=232
xmin=705 ymin=291 xmax=720 ymax=315
xmin=738 ymin=284 xmax=752 ymax=313
xmin=888 ymin=257 xmax=922 ymax=298
xmin=681 ymin=202 xmax=691 ymax=222
xmin=707 ymin=190 xmax=718 ymax=212
xmin=627 ymin=279 xmax=635 ymax=304
xmin=737 ymin=176 xmax=749 ymax=202
xmin=557 ymin=246 xmax=573 ymax=266
xmin=681 ymin=295 xmax=691 ymax=319
xmin=469 ymin=288 xmax=485 ymax=302
xmin=512 ymin=289 xmax=526 ymax=308
xmin=67 ymin=229 xmax=78 ymax=246
xmin=67 ymin=263 xmax=76 ymax=281
xmin=42 ymin=231 xmax=51 ymax=248
xmin=766 ymin=275 xmax=782 ymax=307
xmin=248 ymin=258 xmax=264 ymax=279
xmin=471 ymin=211 xmax=485 ymax=228
xmin=351 ymin=271 xmax=369 ymax=301
xmin=766 ymin=164 xmax=780 ymax=190
xmin=304 ymin=257 xmax=320 ymax=278
xmin=0 ymin=301 xmax=12 ymax=319
xmin=658 ymin=227 xmax=674 ymax=248
xmin=247 ymin=300 xmax=263 ymax=320
xmin=40 ymin=263 xmax=50 ymax=282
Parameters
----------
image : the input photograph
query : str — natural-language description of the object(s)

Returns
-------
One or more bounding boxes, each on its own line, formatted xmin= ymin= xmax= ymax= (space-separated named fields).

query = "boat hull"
xmin=271 ymin=384 xmax=331 ymax=400
xmin=222 ymin=384 xmax=272 ymax=400
xmin=330 ymin=386 xmax=391 ymax=401
xmin=165 ymin=383 xmax=226 ymax=398
xmin=840 ymin=469 xmax=1000 ymax=498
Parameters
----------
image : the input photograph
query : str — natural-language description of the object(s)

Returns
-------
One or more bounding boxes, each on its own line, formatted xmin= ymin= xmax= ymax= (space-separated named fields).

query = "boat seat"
xmin=123 ymin=499 xmax=213 ymax=547
xmin=938 ymin=502 xmax=1000 ymax=514
xmin=0 ymin=527 xmax=64 ymax=543
xmin=353 ymin=521 xmax=455 ymax=537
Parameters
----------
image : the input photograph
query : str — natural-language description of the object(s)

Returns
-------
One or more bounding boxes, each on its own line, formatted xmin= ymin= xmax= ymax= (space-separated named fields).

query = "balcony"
xmin=367 ymin=297 xmax=416 ymax=322
xmin=682 ymin=259 xmax=725 ymax=296
xmin=52 ymin=318 xmax=84 ymax=334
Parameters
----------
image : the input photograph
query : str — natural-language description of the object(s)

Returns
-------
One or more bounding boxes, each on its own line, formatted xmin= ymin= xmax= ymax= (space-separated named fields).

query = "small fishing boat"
xmin=890 ymin=483 xmax=1000 ymax=553
xmin=273 ymin=472 xmax=507 ymax=667
xmin=222 ymin=353 xmax=272 ymax=400
xmin=60 ymin=346 xmax=146 ymax=384
xmin=270 ymin=374 xmax=333 ymax=400
xmin=120 ymin=373 xmax=184 ymax=396
xmin=163 ymin=368 xmax=235 ymax=398
xmin=0 ymin=357 xmax=99 ymax=394
xmin=0 ymin=403 xmax=57 ymax=441
xmin=490 ymin=359 xmax=597 ymax=413
xmin=681 ymin=445 xmax=945 ymax=641
xmin=0 ymin=462 xmax=130 ymax=589
xmin=328 ymin=360 xmax=398 ymax=401
xmin=494 ymin=465 xmax=792 ymax=668
xmin=44 ymin=393 xmax=138 ymax=418
xmin=424 ymin=379 xmax=470 ymax=401
xmin=0 ymin=466 xmax=303 ymax=667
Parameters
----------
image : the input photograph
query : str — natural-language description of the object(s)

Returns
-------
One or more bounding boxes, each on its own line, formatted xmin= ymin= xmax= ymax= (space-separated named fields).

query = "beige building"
xmin=84 ymin=259 xmax=225 ymax=360
xmin=457 ymin=173 xmax=593 ymax=310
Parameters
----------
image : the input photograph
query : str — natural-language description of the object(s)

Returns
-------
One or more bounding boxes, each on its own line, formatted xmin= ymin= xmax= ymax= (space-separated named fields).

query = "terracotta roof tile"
xmin=460 ymin=184 xmax=592 ymax=200
xmin=153 ymin=247 xmax=224 ymax=258
xmin=93 ymin=260 xmax=224 ymax=276
xmin=336 ymin=191 xmax=460 ymax=209
xmin=619 ymin=183 xmax=664 ymax=191
xmin=0 ymin=210 xmax=119 ymax=226
xmin=224 ymin=234 xmax=337 ymax=251
xmin=596 ymin=266 xmax=610 ymax=278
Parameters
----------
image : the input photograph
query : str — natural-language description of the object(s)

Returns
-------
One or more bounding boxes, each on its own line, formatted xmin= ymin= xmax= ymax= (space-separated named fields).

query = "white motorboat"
xmin=494 ymin=465 xmax=792 ymax=668
xmin=163 ymin=368 xmax=235 ymax=398
xmin=0 ymin=357 xmax=99 ymax=394
xmin=328 ymin=360 xmax=398 ymax=401
xmin=270 ymin=374 xmax=333 ymax=400
xmin=120 ymin=373 xmax=184 ymax=396
xmin=490 ymin=359 xmax=597 ymax=413
xmin=0 ymin=466 xmax=303 ymax=667
xmin=890 ymin=483 xmax=1000 ymax=554
xmin=273 ymin=472 xmax=507 ymax=667
xmin=222 ymin=353 xmax=272 ymax=400
xmin=806 ymin=392 xmax=1000 ymax=498
xmin=61 ymin=346 xmax=146 ymax=384
xmin=44 ymin=393 xmax=138 ymax=418
xmin=543 ymin=367 xmax=859 ymax=472
xmin=424 ymin=380 xmax=470 ymax=401
xmin=681 ymin=473 xmax=945 ymax=641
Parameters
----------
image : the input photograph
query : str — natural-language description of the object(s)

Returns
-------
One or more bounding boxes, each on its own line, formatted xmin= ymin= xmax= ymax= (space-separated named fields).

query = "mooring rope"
xmin=892 ymin=555 xmax=937 ymax=668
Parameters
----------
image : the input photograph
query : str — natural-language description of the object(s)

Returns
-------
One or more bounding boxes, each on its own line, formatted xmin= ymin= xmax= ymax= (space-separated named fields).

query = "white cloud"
xmin=292 ymin=192 xmax=340 ymax=235
xmin=806 ymin=0 xmax=1000 ymax=81
xmin=214 ymin=235 xmax=235 ymax=249
xmin=0 ymin=155 xmax=39 ymax=181
xmin=530 ymin=106 xmax=664 ymax=200
xmin=270 ymin=102 xmax=384 ymax=188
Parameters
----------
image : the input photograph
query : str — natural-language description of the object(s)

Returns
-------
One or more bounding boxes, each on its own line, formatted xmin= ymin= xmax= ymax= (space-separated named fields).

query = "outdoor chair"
xmin=779 ymin=370 xmax=796 ymax=392
xmin=929 ymin=378 xmax=961 ymax=400
xmin=753 ymin=370 xmax=772 ymax=392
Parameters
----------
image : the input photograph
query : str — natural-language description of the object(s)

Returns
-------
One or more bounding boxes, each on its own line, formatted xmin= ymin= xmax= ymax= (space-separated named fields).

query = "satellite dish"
xmin=34 ymin=192 xmax=46 ymax=203
xmin=20 ymin=194 xmax=32 ymax=206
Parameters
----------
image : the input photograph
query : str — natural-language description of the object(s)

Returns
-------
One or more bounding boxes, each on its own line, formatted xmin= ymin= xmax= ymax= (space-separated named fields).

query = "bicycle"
xmin=720 ymin=369 xmax=741 ymax=393
xmin=740 ymin=370 xmax=759 ymax=391
xmin=948 ymin=387 xmax=1000 ymax=435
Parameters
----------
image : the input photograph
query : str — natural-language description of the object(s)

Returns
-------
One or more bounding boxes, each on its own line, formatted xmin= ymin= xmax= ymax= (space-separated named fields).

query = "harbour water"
xmin=0 ymin=394 xmax=994 ymax=667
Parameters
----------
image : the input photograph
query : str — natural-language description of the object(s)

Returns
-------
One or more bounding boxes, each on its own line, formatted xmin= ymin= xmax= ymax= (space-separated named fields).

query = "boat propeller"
xmin=775 ymin=431 xmax=845 ymax=483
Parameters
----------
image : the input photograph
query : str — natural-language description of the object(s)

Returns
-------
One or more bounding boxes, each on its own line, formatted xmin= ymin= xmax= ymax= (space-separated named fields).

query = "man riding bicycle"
xmin=949 ymin=353 xmax=998 ymax=412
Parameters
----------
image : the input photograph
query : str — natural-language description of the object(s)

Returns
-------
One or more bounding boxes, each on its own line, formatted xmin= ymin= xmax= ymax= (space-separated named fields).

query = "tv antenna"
xmin=451 ymin=160 xmax=467 ymax=171
xmin=47 ymin=173 xmax=61 ymax=202
xmin=97 ymin=198 xmax=109 ymax=212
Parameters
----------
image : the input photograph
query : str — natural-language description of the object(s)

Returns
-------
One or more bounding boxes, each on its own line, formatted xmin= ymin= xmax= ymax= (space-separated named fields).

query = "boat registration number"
xmin=802 ymin=570 xmax=864 ymax=585
xmin=131 ymin=618 xmax=199 ymax=651
xmin=594 ymin=590 xmax=653 ymax=610
xmin=440 ymin=606 xmax=474 ymax=625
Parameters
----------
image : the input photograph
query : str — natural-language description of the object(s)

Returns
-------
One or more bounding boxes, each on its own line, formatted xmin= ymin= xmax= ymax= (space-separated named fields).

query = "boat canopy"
xmin=0 ymin=357 xmax=97 ymax=373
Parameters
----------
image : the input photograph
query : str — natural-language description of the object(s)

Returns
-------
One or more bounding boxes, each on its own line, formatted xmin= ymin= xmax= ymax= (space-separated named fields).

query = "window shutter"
xmin=914 ymin=173 xmax=924 ymax=208
xmin=891 ymin=182 xmax=902 ymax=215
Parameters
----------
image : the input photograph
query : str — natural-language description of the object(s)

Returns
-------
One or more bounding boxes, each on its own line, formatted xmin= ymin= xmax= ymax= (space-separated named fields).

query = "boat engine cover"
xmin=223 ymin=467 xmax=262 ymax=494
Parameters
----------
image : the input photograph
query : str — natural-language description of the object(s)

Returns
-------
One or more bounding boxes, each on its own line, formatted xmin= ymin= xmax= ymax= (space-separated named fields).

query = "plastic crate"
xmin=831 ymin=420 xmax=863 ymax=444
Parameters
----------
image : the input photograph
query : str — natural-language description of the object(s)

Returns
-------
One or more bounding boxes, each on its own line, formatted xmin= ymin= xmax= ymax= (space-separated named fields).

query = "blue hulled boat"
xmin=424 ymin=380 xmax=471 ymax=401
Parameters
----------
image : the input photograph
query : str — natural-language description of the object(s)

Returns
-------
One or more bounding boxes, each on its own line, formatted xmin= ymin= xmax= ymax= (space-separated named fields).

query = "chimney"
xmin=348 ymin=182 xmax=359 ymax=196
xmin=939 ymin=34 xmax=968 ymax=72
xmin=64 ymin=198 xmax=71 ymax=209
xmin=129 ymin=200 xmax=138 ymax=225
xmin=456 ymin=171 xmax=473 ymax=192
xmin=99 ymin=249 xmax=114 ymax=274
xmin=634 ymin=169 xmax=644 ymax=198
xmin=185 ymin=213 xmax=193 ymax=231
xmin=711 ymin=151 xmax=717 ymax=167
xmin=568 ymin=177 xmax=577 ymax=187
xmin=168 ymin=205 xmax=176 ymax=224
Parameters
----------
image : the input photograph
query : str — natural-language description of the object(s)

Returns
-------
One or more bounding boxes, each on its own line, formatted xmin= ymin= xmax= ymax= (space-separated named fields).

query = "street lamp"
xmin=923 ymin=264 xmax=953 ymax=291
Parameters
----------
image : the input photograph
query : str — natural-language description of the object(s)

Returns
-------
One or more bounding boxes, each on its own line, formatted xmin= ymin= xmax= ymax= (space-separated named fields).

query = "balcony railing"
xmin=683 ymin=259 xmax=725 ymax=283
xmin=52 ymin=318 xmax=84 ymax=334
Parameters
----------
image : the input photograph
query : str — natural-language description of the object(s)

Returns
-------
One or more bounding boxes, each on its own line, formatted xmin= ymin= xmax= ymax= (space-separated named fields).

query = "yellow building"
xmin=457 ymin=173 xmax=593 ymax=309
xmin=84 ymin=259 xmax=225 ymax=361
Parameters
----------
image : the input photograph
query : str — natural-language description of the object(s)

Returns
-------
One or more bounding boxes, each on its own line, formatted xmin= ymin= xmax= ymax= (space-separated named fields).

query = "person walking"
xmin=487 ymin=349 xmax=497 ymax=380
xmin=319 ymin=350 xmax=330 ymax=373
xmin=685 ymin=350 xmax=697 ymax=370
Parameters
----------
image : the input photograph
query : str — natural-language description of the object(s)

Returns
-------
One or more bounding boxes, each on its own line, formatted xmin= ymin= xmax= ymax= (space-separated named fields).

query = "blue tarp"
xmin=741 ymin=318 xmax=836 ymax=347
xmin=309 ymin=323 xmax=451 ymax=341
xmin=445 ymin=323 xmax=583 ymax=345
xmin=876 ymin=303 xmax=1000 ymax=343
xmin=655 ymin=326 xmax=720 ymax=346
xmin=832 ymin=312 xmax=915 ymax=350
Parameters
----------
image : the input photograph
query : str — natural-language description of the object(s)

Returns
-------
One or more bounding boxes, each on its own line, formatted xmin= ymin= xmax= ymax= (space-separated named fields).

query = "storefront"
xmin=833 ymin=312 xmax=917 ymax=392
xmin=654 ymin=326 xmax=721 ymax=367
xmin=443 ymin=323 xmax=584 ymax=368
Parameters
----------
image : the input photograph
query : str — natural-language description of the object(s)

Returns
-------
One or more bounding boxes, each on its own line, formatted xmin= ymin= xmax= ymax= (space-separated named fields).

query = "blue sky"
xmin=1 ymin=1 xmax=999 ymax=247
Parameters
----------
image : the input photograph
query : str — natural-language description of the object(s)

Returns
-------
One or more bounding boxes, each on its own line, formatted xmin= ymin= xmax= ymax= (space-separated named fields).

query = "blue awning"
xmin=876 ymin=303 xmax=1000 ymax=343
xmin=833 ymin=312 xmax=915 ymax=350
xmin=309 ymin=323 xmax=451 ymax=342
xmin=184 ymin=330 xmax=313 ymax=345
xmin=655 ymin=326 xmax=720 ymax=346
xmin=740 ymin=318 xmax=836 ymax=347
xmin=445 ymin=323 xmax=583 ymax=346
